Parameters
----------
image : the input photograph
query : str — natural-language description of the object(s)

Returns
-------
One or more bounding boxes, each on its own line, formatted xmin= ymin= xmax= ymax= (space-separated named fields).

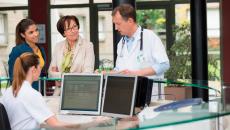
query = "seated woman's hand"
xmin=117 ymin=116 xmax=139 ymax=129
xmin=93 ymin=116 xmax=112 ymax=124
xmin=55 ymin=81 xmax=61 ymax=87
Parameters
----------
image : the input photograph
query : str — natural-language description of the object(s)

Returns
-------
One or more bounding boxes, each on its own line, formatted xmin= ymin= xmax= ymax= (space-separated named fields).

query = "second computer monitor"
xmin=101 ymin=75 xmax=137 ymax=118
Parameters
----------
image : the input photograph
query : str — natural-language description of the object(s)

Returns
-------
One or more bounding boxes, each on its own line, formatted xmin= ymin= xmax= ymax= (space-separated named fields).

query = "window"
xmin=78 ymin=16 xmax=87 ymax=38
xmin=94 ymin=0 xmax=112 ymax=3
xmin=207 ymin=8 xmax=220 ymax=38
xmin=50 ymin=0 xmax=89 ymax=5
xmin=174 ymin=3 xmax=221 ymax=93
xmin=0 ymin=10 xmax=28 ymax=63
xmin=98 ymin=16 xmax=105 ymax=42
xmin=136 ymin=0 xmax=169 ymax=1
xmin=137 ymin=9 xmax=166 ymax=46
xmin=0 ymin=0 xmax=28 ymax=7
xmin=98 ymin=11 xmax=113 ymax=68
xmin=0 ymin=13 xmax=7 ymax=45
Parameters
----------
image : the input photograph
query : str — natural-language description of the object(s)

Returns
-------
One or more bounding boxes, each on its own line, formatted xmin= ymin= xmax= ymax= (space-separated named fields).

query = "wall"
xmin=222 ymin=0 xmax=230 ymax=85
xmin=29 ymin=0 xmax=50 ymax=73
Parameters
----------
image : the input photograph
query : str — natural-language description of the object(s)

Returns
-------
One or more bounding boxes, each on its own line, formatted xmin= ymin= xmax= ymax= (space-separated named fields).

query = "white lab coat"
xmin=115 ymin=28 xmax=169 ymax=79
xmin=115 ymin=27 xmax=169 ymax=100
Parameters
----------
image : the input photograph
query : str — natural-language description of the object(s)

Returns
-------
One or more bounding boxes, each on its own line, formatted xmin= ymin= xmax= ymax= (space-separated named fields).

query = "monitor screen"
xmin=101 ymin=75 xmax=137 ymax=118
xmin=60 ymin=73 xmax=103 ymax=115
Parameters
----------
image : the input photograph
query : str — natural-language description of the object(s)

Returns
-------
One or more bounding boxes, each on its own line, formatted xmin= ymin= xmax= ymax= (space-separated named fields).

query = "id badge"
xmin=137 ymin=51 xmax=145 ymax=63
xmin=137 ymin=51 xmax=151 ymax=69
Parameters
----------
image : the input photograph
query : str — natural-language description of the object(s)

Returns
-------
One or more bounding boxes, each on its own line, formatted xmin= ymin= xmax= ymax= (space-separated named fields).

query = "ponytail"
xmin=12 ymin=52 xmax=39 ymax=97
xmin=12 ymin=58 xmax=26 ymax=97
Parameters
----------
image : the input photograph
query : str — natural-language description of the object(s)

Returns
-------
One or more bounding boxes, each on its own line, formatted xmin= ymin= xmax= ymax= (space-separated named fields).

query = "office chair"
xmin=0 ymin=103 xmax=11 ymax=130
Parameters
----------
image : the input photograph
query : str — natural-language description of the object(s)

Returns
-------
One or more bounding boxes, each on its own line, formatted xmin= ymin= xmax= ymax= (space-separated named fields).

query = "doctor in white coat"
xmin=111 ymin=4 xmax=170 ymax=100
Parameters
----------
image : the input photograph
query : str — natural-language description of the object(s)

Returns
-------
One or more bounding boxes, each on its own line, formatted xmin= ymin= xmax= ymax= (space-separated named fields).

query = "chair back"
xmin=0 ymin=103 xmax=11 ymax=130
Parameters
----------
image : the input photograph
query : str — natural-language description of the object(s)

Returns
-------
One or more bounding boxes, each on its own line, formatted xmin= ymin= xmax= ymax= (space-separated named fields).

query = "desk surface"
xmin=1 ymin=78 xmax=228 ymax=129
xmin=0 ymin=93 xmax=228 ymax=129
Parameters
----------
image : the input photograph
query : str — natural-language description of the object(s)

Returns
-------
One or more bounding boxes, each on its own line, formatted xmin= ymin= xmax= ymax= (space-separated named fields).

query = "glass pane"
xmin=0 ymin=0 xmax=28 ymax=7
xmin=50 ymin=8 xmax=90 ymax=54
xmin=0 ymin=10 xmax=28 ymax=66
xmin=169 ymin=4 xmax=191 ymax=82
xmin=94 ymin=0 xmax=112 ymax=3
xmin=136 ymin=9 xmax=166 ymax=46
xmin=207 ymin=3 xmax=220 ymax=72
xmin=207 ymin=3 xmax=220 ymax=95
xmin=98 ymin=11 xmax=114 ymax=68
xmin=175 ymin=4 xmax=190 ymax=25
xmin=174 ymin=3 xmax=221 ymax=92
xmin=50 ymin=0 xmax=89 ymax=5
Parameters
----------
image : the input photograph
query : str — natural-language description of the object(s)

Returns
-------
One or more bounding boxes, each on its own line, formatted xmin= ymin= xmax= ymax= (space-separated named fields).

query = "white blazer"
xmin=49 ymin=36 xmax=95 ymax=78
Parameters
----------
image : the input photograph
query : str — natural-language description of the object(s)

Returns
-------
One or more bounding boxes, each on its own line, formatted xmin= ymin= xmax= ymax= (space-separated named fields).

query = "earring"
xmin=32 ymin=70 xmax=36 ymax=81
xmin=32 ymin=74 xmax=34 ymax=81
xmin=20 ymin=33 xmax=25 ymax=38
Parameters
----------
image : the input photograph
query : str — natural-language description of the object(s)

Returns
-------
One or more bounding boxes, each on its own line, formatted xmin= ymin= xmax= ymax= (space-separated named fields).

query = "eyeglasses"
xmin=65 ymin=25 xmax=78 ymax=32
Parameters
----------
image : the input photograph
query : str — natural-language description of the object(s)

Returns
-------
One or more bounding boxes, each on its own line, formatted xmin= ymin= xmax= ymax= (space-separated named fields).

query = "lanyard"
xmin=119 ymin=27 xmax=143 ymax=57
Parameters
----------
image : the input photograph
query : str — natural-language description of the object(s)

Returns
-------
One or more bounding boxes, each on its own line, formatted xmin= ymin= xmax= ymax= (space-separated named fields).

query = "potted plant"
xmin=164 ymin=22 xmax=219 ymax=100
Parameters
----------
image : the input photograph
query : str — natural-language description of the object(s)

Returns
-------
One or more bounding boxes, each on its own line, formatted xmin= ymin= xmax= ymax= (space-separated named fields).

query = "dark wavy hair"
xmin=56 ymin=15 xmax=80 ymax=37
xmin=15 ymin=19 xmax=36 ymax=45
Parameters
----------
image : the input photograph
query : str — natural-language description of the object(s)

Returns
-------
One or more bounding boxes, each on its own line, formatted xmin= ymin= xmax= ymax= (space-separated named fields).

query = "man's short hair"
xmin=112 ymin=4 xmax=136 ymax=22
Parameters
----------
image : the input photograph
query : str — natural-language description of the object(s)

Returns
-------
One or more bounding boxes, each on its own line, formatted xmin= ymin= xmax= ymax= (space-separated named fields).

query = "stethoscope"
xmin=119 ymin=27 xmax=143 ymax=57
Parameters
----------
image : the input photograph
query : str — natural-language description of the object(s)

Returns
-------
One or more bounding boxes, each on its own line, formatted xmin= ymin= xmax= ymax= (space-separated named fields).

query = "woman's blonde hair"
xmin=12 ymin=52 xmax=39 ymax=97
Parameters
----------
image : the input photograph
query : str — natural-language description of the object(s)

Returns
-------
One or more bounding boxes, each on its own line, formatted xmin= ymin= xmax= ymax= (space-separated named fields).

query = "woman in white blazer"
xmin=49 ymin=15 xmax=95 ymax=95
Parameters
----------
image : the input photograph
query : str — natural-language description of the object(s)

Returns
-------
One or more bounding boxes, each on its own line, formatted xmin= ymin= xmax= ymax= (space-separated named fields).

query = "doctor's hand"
xmin=119 ymin=69 xmax=139 ymax=75
xmin=95 ymin=69 xmax=120 ymax=74
xmin=94 ymin=69 xmax=107 ymax=74
xmin=119 ymin=68 xmax=155 ymax=76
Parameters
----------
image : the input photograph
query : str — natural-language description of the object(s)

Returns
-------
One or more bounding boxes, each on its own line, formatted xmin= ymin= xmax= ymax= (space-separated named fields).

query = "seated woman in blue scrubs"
xmin=8 ymin=19 xmax=46 ymax=90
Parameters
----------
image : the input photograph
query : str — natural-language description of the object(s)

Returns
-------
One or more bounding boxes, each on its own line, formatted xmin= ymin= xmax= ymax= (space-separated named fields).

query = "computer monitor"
xmin=101 ymin=75 xmax=137 ymax=118
xmin=135 ymin=77 xmax=153 ymax=107
xmin=60 ymin=73 xmax=103 ymax=115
